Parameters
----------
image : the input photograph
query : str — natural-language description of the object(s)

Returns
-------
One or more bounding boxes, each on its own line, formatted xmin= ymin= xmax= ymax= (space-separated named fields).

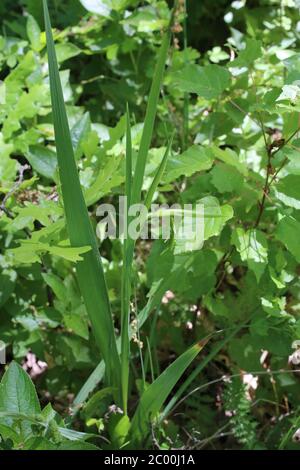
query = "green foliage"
xmin=1 ymin=0 xmax=300 ymax=451
xmin=171 ymin=63 xmax=231 ymax=99
xmin=43 ymin=0 xmax=121 ymax=399
xmin=223 ymin=377 xmax=257 ymax=450
xmin=130 ymin=341 xmax=205 ymax=447
xmin=0 ymin=362 xmax=100 ymax=450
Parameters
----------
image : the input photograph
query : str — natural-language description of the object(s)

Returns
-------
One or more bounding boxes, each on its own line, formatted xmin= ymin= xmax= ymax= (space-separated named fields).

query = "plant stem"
xmin=254 ymin=147 xmax=272 ymax=227
xmin=120 ymin=106 xmax=133 ymax=415
xmin=183 ymin=0 xmax=189 ymax=150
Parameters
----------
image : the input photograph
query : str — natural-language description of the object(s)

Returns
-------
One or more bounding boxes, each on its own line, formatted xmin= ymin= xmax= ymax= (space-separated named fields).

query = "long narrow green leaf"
xmin=72 ymin=361 xmax=105 ymax=410
xmin=118 ymin=17 xmax=172 ymax=412
xmin=160 ymin=309 xmax=259 ymax=421
xmin=72 ymin=8 xmax=176 ymax=410
xmin=160 ymin=326 xmax=242 ymax=421
xmin=72 ymin=257 xmax=195 ymax=408
xmin=120 ymin=106 xmax=133 ymax=414
xmin=118 ymin=17 xmax=172 ymax=411
xmin=43 ymin=0 xmax=121 ymax=398
xmin=129 ymin=339 xmax=208 ymax=445
xmin=131 ymin=20 xmax=172 ymax=206
xmin=144 ymin=135 xmax=173 ymax=209
xmin=125 ymin=104 xmax=132 ymax=207
xmin=182 ymin=0 xmax=189 ymax=151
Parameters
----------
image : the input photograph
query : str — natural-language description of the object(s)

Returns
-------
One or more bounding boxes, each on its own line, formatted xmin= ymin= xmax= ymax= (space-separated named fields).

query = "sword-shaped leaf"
xmin=129 ymin=339 xmax=208 ymax=445
xmin=43 ymin=0 xmax=121 ymax=398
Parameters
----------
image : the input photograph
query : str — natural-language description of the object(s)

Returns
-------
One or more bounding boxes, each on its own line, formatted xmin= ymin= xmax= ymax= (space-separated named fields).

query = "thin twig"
xmin=255 ymin=126 xmax=300 ymax=227
xmin=169 ymin=368 xmax=300 ymax=419
xmin=0 ymin=164 xmax=30 ymax=217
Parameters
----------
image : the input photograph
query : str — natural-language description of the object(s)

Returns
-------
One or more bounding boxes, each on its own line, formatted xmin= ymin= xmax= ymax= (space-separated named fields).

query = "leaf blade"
xmin=0 ymin=362 xmax=41 ymax=439
xmin=130 ymin=340 xmax=207 ymax=445
xmin=42 ymin=0 xmax=121 ymax=397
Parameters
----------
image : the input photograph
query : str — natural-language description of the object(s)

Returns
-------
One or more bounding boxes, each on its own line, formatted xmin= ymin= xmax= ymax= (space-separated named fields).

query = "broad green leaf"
xmin=276 ymin=143 xmax=300 ymax=175
xmin=8 ymin=245 xmax=41 ymax=264
xmin=26 ymin=14 xmax=41 ymax=51
xmin=42 ymin=272 xmax=66 ymax=300
xmin=164 ymin=145 xmax=213 ymax=183
xmin=0 ymin=362 xmax=41 ymax=439
xmin=58 ymin=336 xmax=92 ymax=365
xmin=15 ymin=311 xmax=60 ymax=332
xmin=26 ymin=145 xmax=58 ymax=180
xmin=71 ymin=112 xmax=91 ymax=160
xmin=211 ymin=163 xmax=244 ymax=193
xmin=63 ymin=312 xmax=89 ymax=340
xmin=79 ymin=0 xmax=112 ymax=16
xmin=57 ymin=426 xmax=96 ymax=441
xmin=229 ymin=335 xmax=261 ymax=370
xmin=161 ymin=197 xmax=233 ymax=254
xmin=0 ymin=424 xmax=20 ymax=443
xmin=149 ymin=205 xmax=205 ymax=254
xmin=84 ymin=117 xmax=126 ymax=205
xmin=211 ymin=146 xmax=248 ymax=176
xmin=0 ymin=133 xmax=17 ymax=184
xmin=24 ymin=437 xmax=57 ymax=450
xmin=130 ymin=341 xmax=207 ymax=445
xmin=276 ymin=175 xmax=300 ymax=201
xmin=10 ymin=241 xmax=90 ymax=265
xmin=84 ymin=387 xmax=114 ymax=417
xmin=171 ymin=64 xmax=231 ymax=99
xmin=274 ymin=173 xmax=300 ymax=209
xmin=108 ymin=414 xmax=131 ymax=448
xmin=84 ymin=154 xmax=124 ymax=206
xmin=55 ymin=43 xmax=81 ymax=63
xmin=276 ymin=83 xmax=300 ymax=104
xmin=232 ymin=228 xmax=268 ymax=281
xmin=276 ymin=216 xmax=300 ymax=262
xmin=208 ymin=46 xmax=229 ymax=63
xmin=274 ymin=190 xmax=300 ymax=210
xmin=283 ymin=52 xmax=300 ymax=73
xmin=48 ymin=245 xmax=91 ymax=262
xmin=5 ymin=50 xmax=36 ymax=85
xmin=201 ymin=196 xmax=234 ymax=241
xmin=230 ymin=38 xmax=262 ymax=67
xmin=8 ymin=203 xmax=59 ymax=232
xmin=123 ymin=8 xmax=167 ymax=33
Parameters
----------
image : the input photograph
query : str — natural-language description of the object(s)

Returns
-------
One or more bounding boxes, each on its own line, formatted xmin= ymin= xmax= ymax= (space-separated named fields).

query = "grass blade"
xmin=43 ymin=0 xmax=121 ymax=398
xmin=120 ymin=106 xmax=133 ymax=414
xmin=125 ymin=103 xmax=132 ymax=206
xmin=73 ymin=257 xmax=195 ymax=407
xmin=131 ymin=18 xmax=172 ymax=206
xmin=161 ymin=309 xmax=259 ymax=421
xmin=144 ymin=135 xmax=173 ymax=209
xmin=129 ymin=339 xmax=209 ymax=446
xmin=182 ymin=0 xmax=189 ymax=150
xmin=119 ymin=15 xmax=173 ymax=411
xmin=160 ymin=326 xmax=242 ymax=421
xmin=72 ymin=8 xmax=176 ymax=410
xmin=72 ymin=361 xmax=105 ymax=410
xmin=119 ymin=18 xmax=173 ymax=410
